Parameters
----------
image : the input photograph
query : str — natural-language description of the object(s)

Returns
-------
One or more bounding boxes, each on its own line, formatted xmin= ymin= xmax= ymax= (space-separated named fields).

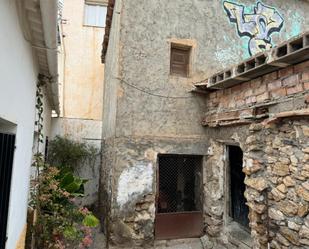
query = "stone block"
xmin=279 ymin=227 xmax=299 ymax=245
xmin=244 ymin=177 xmax=268 ymax=191
xmin=277 ymin=200 xmax=298 ymax=216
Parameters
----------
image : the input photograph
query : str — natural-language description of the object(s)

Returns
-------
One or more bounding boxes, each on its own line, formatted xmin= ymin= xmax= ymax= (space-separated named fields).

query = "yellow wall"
xmin=61 ymin=0 xmax=105 ymax=120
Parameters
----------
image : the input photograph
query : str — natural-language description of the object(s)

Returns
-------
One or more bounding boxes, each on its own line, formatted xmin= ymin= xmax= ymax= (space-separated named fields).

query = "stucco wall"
xmin=0 ymin=1 xmax=36 ymax=249
xmin=61 ymin=0 xmax=105 ymax=120
xmin=115 ymin=0 xmax=309 ymax=138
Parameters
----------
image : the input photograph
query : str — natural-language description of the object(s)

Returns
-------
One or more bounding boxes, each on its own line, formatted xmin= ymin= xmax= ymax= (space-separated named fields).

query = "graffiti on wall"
xmin=223 ymin=1 xmax=284 ymax=56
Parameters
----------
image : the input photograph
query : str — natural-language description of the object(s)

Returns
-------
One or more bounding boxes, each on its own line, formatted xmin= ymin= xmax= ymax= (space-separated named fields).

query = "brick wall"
xmin=203 ymin=60 xmax=309 ymax=127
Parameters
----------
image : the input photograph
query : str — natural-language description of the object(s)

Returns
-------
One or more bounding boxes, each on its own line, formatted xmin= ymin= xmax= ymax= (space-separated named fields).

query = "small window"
xmin=84 ymin=3 xmax=107 ymax=28
xmin=170 ymin=44 xmax=191 ymax=77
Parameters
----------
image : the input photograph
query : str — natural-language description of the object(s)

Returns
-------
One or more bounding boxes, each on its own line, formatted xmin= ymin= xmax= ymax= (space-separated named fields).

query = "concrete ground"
xmin=90 ymin=226 xmax=106 ymax=249
xmin=154 ymin=238 xmax=204 ymax=249
xmin=91 ymin=231 xmax=250 ymax=249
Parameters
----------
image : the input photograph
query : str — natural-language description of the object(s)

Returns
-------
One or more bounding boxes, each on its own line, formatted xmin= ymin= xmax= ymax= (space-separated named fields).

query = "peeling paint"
xmin=117 ymin=163 xmax=153 ymax=208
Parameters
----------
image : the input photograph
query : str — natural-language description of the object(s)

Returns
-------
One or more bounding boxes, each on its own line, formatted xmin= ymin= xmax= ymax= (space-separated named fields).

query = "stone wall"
xmin=243 ymin=120 xmax=309 ymax=249
xmin=200 ymin=59 xmax=309 ymax=248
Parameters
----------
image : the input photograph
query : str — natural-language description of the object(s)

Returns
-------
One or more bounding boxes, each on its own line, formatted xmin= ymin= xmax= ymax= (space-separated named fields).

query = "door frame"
xmin=154 ymin=154 xmax=204 ymax=240
xmin=224 ymin=144 xmax=250 ymax=232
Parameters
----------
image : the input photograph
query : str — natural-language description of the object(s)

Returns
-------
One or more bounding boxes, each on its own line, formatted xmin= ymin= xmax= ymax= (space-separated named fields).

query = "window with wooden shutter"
xmin=170 ymin=45 xmax=191 ymax=77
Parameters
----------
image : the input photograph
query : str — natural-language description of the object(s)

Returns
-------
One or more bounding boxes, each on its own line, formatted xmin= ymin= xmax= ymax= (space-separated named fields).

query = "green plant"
xmin=35 ymin=166 xmax=99 ymax=249
xmin=29 ymin=78 xmax=99 ymax=249
xmin=47 ymin=136 xmax=98 ymax=172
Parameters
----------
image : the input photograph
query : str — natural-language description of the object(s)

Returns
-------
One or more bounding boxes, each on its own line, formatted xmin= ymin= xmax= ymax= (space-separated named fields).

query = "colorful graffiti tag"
xmin=223 ymin=1 xmax=284 ymax=56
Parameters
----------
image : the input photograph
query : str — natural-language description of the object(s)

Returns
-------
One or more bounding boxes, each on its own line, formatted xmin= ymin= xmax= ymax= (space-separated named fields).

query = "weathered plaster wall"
xmin=106 ymin=137 xmax=208 ymax=247
xmin=101 ymin=0 xmax=309 ymax=247
xmin=61 ymin=0 xmax=105 ymax=120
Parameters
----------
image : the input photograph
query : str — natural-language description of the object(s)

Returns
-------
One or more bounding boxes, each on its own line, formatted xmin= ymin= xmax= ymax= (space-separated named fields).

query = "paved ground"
xmin=90 ymin=226 xmax=106 ymax=249
xmin=90 ymin=229 xmax=251 ymax=249
xmin=154 ymin=238 xmax=204 ymax=249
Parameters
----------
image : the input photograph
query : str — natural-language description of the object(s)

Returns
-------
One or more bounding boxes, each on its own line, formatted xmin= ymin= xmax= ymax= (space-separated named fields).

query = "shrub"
xmin=34 ymin=165 xmax=99 ymax=249
xmin=47 ymin=136 xmax=98 ymax=172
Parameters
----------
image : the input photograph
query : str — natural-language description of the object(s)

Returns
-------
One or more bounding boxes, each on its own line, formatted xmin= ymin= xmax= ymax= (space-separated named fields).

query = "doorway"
xmin=0 ymin=132 xmax=16 ymax=248
xmin=228 ymin=145 xmax=249 ymax=228
xmin=155 ymin=154 xmax=203 ymax=240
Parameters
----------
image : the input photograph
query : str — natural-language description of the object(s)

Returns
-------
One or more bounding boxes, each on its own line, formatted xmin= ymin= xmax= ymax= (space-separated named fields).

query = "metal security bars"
xmin=0 ymin=133 xmax=16 ymax=249
xmin=155 ymin=154 xmax=204 ymax=240
xmin=157 ymin=154 xmax=203 ymax=214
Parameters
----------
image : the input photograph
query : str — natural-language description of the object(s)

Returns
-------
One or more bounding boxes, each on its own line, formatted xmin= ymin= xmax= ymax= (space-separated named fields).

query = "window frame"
xmin=83 ymin=2 xmax=107 ymax=28
xmin=170 ymin=43 xmax=192 ymax=78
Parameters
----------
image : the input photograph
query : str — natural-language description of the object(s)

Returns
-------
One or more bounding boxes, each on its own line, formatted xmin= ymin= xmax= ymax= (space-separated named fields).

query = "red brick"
xmin=245 ymin=96 xmax=257 ymax=105
xmin=230 ymin=83 xmax=246 ymax=93
xmin=217 ymin=90 xmax=224 ymax=98
xmin=304 ymin=82 xmax=309 ymax=90
xmin=235 ymin=99 xmax=245 ymax=107
xmin=278 ymin=66 xmax=294 ymax=79
xmin=256 ymin=92 xmax=270 ymax=103
xmin=228 ymin=100 xmax=236 ymax=109
xmin=244 ymin=88 xmax=253 ymax=98
xmin=268 ymin=79 xmax=282 ymax=90
xmin=223 ymin=88 xmax=231 ymax=95
xmin=209 ymin=92 xmax=217 ymax=99
xmin=254 ymin=84 xmax=267 ymax=95
xmin=282 ymin=74 xmax=299 ymax=87
xmin=270 ymin=88 xmax=287 ymax=99
xmin=217 ymin=110 xmax=239 ymax=121
xmin=286 ymin=84 xmax=304 ymax=95
xmin=262 ymin=71 xmax=278 ymax=83
xmin=242 ymin=81 xmax=251 ymax=90
xmin=294 ymin=60 xmax=309 ymax=73
xmin=305 ymin=95 xmax=309 ymax=104
xmin=235 ymin=91 xmax=245 ymax=101
xmin=250 ymin=77 xmax=262 ymax=88
xmin=302 ymin=71 xmax=309 ymax=82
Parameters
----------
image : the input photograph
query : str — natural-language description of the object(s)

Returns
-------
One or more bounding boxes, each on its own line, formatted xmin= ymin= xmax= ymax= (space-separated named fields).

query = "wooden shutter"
xmin=170 ymin=47 xmax=190 ymax=77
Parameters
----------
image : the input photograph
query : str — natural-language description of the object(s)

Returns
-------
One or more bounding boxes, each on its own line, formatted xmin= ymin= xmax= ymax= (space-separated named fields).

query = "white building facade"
xmin=0 ymin=1 xmax=60 ymax=248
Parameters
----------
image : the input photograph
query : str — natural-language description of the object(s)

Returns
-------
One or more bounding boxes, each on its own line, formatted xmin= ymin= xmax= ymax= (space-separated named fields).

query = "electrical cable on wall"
xmin=115 ymin=77 xmax=207 ymax=99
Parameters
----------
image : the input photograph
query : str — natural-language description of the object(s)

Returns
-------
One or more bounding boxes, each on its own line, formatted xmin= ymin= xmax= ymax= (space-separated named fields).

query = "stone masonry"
xmin=200 ymin=59 xmax=309 ymax=249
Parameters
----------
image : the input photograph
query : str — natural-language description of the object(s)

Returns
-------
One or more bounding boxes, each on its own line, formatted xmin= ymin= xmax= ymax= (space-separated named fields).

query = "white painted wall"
xmin=0 ymin=1 xmax=50 ymax=248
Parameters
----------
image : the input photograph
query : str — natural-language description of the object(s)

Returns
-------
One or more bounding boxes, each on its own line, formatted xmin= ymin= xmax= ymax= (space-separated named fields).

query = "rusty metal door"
xmin=155 ymin=154 xmax=203 ymax=240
